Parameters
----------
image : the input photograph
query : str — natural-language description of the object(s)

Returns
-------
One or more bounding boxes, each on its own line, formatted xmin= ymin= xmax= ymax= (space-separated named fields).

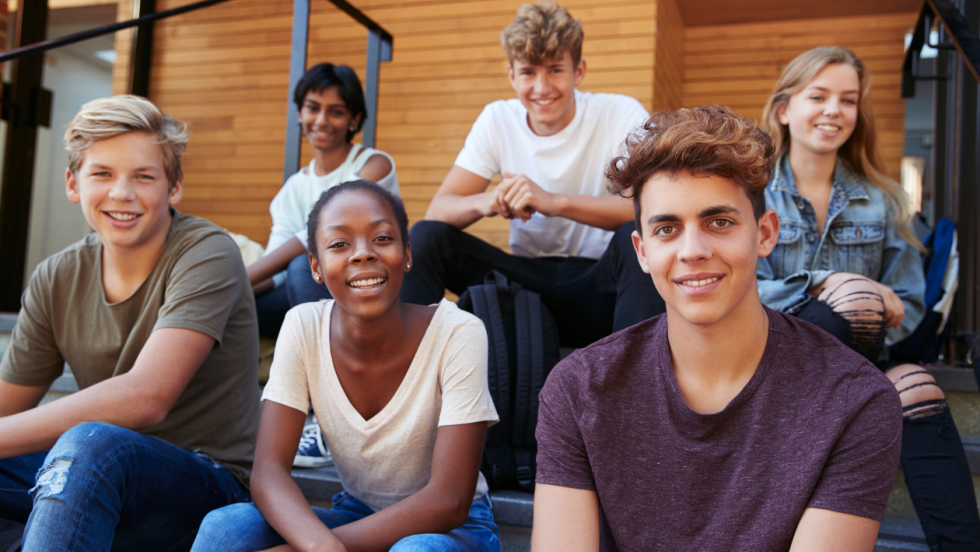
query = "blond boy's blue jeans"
xmin=0 ymin=422 xmax=249 ymax=551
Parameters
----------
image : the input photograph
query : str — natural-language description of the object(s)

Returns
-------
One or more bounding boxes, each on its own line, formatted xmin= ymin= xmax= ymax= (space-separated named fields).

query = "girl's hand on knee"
xmin=875 ymin=283 xmax=904 ymax=329
xmin=810 ymin=272 xmax=903 ymax=328
xmin=809 ymin=272 xmax=869 ymax=297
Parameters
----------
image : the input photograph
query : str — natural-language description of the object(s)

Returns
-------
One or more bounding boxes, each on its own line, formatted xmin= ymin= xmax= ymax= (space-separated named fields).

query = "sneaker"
xmin=294 ymin=423 xmax=333 ymax=468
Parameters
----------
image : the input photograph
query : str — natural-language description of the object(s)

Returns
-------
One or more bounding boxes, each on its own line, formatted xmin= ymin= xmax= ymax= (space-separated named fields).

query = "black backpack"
xmin=456 ymin=271 xmax=560 ymax=492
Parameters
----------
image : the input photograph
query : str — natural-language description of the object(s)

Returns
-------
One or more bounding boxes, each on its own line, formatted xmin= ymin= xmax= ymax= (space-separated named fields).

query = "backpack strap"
xmin=512 ymin=289 xmax=544 ymax=491
xmin=526 ymin=292 xmax=547 ymax=448
xmin=470 ymin=287 xmax=509 ymax=447
xmin=512 ymin=290 xmax=532 ymax=448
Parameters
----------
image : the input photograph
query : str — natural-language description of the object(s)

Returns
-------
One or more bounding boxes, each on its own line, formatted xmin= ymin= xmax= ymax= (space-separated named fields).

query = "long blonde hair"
xmin=761 ymin=46 xmax=922 ymax=251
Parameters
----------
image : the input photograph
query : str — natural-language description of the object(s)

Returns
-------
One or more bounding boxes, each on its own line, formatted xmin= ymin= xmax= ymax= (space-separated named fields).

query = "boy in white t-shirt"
xmin=401 ymin=1 xmax=664 ymax=346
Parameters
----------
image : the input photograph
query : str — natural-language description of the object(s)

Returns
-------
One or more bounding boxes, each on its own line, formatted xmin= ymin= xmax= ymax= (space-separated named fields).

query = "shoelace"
xmin=298 ymin=427 xmax=320 ymax=452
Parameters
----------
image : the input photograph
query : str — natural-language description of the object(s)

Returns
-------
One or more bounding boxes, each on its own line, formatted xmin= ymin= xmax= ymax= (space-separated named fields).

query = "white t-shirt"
xmin=262 ymin=299 xmax=499 ymax=512
xmin=454 ymin=90 xmax=649 ymax=259
xmin=265 ymin=145 xmax=399 ymax=285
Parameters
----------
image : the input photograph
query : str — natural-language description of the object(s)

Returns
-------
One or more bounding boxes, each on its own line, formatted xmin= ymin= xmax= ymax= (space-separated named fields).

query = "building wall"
xmin=126 ymin=0 xmax=658 ymax=248
xmin=27 ymin=47 xmax=113 ymax=279
xmin=652 ymin=0 xmax=682 ymax=111
xmin=681 ymin=11 xmax=917 ymax=179
xmin=123 ymin=1 xmax=915 ymax=245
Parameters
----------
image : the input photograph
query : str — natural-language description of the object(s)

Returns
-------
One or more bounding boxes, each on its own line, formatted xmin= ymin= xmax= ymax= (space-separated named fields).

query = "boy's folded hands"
xmin=497 ymin=172 xmax=557 ymax=222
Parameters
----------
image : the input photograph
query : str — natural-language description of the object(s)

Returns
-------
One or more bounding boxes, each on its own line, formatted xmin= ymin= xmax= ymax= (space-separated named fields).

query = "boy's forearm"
xmin=0 ymin=373 xmax=169 ymax=459
xmin=550 ymin=193 xmax=634 ymax=231
xmin=424 ymin=193 xmax=495 ymax=229
xmin=0 ymin=381 xmax=49 ymax=418
xmin=0 ymin=327 xmax=213 ymax=459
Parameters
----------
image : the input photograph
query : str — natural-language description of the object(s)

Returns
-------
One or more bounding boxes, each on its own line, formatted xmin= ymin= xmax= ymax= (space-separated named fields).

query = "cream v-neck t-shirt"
xmin=262 ymin=299 xmax=498 ymax=512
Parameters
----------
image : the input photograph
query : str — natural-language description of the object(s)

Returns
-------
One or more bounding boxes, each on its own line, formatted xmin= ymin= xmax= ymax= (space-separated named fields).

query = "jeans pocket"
xmin=331 ymin=491 xmax=349 ymax=506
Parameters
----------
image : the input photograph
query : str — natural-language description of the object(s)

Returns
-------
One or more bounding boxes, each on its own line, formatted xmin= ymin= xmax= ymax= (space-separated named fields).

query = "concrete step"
xmin=876 ymin=517 xmax=929 ymax=551
xmin=292 ymin=466 xmax=929 ymax=550
xmin=2 ymin=321 xmax=973 ymax=544
xmin=39 ymin=364 xmax=980 ymax=475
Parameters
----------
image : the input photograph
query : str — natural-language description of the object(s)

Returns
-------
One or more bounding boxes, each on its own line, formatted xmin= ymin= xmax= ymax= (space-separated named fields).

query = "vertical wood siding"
xmin=126 ymin=0 xmax=657 ymax=247
xmin=652 ymin=0 xmax=681 ymax=111
xmin=124 ymin=1 xmax=914 ymax=244
xmin=682 ymin=12 xmax=917 ymax=179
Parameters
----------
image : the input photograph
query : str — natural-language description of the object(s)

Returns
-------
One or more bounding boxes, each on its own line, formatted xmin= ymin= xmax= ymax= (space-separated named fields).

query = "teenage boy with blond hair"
xmin=402 ymin=1 xmax=664 ymax=346
xmin=532 ymin=107 xmax=902 ymax=551
xmin=0 ymin=96 xmax=260 ymax=551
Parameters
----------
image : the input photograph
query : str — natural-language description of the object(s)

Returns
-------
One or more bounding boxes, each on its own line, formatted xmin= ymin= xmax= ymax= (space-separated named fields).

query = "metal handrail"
xmin=902 ymin=0 xmax=980 ymax=98
xmin=0 ymin=0 xmax=392 ymax=65
xmin=0 ymin=0 xmax=235 ymax=64
xmin=0 ymin=0 xmax=394 ymax=310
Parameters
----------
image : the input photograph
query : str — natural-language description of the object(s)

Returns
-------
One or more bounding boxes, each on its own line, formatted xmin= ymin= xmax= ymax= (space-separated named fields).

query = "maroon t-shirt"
xmin=536 ymin=309 xmax=902 ymax=551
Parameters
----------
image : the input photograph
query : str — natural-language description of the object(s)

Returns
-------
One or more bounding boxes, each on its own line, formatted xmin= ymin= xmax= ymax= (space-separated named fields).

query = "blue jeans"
xmin=0 ymin=422 xmax=250 ymax=552
xmin=255 ymin=254 xmax=332 ymax=338
xmin=192 ymin=491 xmax=501 ymax=552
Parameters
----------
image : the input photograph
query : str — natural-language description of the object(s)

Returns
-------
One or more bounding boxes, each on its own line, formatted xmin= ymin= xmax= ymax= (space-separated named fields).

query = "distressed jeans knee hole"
xmin=29 ymin=457 xmax=72 ymax=498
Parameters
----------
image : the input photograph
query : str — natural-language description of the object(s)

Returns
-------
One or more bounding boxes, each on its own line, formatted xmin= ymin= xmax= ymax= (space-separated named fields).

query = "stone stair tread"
xmin=50 ymin=368 xmax=78 ymax=394
xmin=0 ymin=313 xmax=17 ymax=333
xmin=291 ymin=465 xmax=928 ymax=549
xmin=39 ymin=366 xmax=980 ymax=477
xmin=961 ymin=434 xmax=980 ymax=475
xmin=875 ymin=515 xmax=928 ymax=551
xmin=929 ymin=365 xmax=978 ymax=392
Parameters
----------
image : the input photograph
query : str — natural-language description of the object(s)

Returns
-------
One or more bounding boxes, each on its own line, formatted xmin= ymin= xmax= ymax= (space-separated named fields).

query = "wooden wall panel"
xmin=111 ymin=0 xmax=133 ymax=95
xmin=681 ymin=12 xmax=917 ymax=179
xmin=114 ymin=0 xmax=916 ymax=245
xmin=140 ymin=0 xmax=659 ymax=249
xmin=652 ymin=0 xmax=682 ymax=111
xmin=137 ymin=0 xmax=367 ymax=241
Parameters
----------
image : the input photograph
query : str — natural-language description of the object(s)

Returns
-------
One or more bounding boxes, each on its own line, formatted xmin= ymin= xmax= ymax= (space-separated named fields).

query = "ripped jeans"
xmin=0 ymin=422 xmax=250 ymax=552
xmin=797 ymin=285 xmax=980 ymax=551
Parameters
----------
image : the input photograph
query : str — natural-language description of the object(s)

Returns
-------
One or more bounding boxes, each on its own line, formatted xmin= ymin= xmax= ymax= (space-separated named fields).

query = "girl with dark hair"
xmin=758 ymin=46 xmax=980 ymax=550
xmin=249 ymin=63 xmax=400 ymax=337
xmin=192 ymin=181 xmax=500 ymax=552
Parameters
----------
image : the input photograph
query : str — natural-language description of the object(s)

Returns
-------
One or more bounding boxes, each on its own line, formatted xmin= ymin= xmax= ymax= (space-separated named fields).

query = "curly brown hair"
xmin=607 ymin=106 xmax=775 ymax=231
xmin=501 ymin=1 xmax=583 ymax=66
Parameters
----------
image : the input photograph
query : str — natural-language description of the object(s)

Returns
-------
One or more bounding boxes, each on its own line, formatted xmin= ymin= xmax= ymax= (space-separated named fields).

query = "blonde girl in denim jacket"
xmin=759 ymin=46 xmax=979 ymax=551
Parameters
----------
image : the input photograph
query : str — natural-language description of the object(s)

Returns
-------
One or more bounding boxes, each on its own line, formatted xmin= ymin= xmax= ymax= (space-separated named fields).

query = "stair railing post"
xmin=0 ymin=0 xmax=49 ymax=311
xmin=283 ymin=0 xmax=311 ymax=183
xmin=362 ymin=30 xmax=391 ymax=149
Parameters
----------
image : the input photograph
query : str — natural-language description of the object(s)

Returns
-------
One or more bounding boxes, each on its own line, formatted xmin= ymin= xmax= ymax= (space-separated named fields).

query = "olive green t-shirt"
xmin=0 ymin=210 xmax=260 ymax=488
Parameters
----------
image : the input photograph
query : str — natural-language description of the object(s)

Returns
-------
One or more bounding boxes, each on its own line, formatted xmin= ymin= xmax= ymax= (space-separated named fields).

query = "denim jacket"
xmin=757 ymin=155 xmax=926 ymax=345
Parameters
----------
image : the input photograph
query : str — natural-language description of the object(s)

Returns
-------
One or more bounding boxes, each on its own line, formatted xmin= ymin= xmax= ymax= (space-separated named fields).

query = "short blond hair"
xmin=65 ymin=95 xmax=189 ymax=188
xmin=501 ymin=1 xmax=583 ymax=66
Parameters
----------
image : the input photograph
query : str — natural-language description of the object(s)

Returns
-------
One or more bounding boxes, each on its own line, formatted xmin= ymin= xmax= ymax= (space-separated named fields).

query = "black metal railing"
xmin=0 ymin=0 xmax=392 ymax=311
xmin=0 ymin=0 xmax=234 ymax=65
xmin=902 ymin=0 xmax=980 ymax=349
